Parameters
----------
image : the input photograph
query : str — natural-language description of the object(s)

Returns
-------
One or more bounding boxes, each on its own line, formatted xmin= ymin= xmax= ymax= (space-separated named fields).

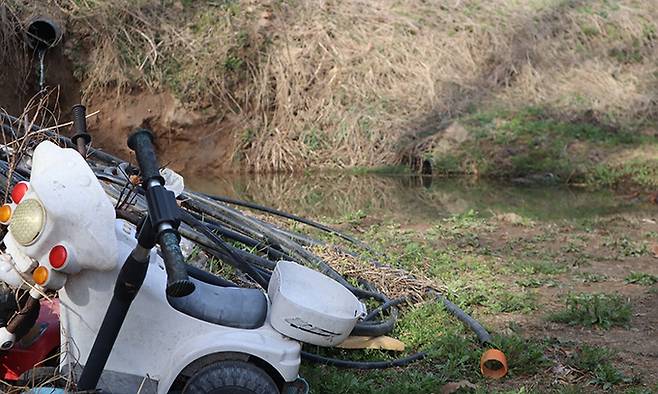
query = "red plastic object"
xmin=49 ymin=245 xmax=68 ymax=269
xmin=0 ymin=299 xmax=60 ymax=381
xmin=10 ymin=182 xmax=29 ymax=204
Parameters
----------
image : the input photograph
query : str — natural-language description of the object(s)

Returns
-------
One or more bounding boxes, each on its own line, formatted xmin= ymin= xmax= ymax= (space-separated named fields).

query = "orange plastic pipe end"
xmin=480 ymin=348 xmax=508 ymax=379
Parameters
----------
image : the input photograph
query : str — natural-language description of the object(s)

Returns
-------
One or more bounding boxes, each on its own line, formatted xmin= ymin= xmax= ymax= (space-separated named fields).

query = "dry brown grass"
xmin=312 ymin=245 xmax=441 ymax=301
xmin=3 ymin=0 xmax=657 ymax=172
xmin=0 ymin=89 xmax=64 ymax=199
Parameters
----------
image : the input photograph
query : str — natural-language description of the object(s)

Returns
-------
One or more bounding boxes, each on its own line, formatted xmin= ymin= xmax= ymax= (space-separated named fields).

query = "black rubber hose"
xmin=174 ymin=192 xmax=486 ymax=344
xmin=176 ymin=221 xmax=277 ymax=272
xmin=301 ymin=350 xmax=426 ymax=370
xmin=184 ymin=210 xmax=292 ymax=261
xmin=185 ymin=264 xmax=236 ymax=288
xmin=181 ymin=194 xmax=354 ymax=287
xmin=205 ymin=222 xmax=292 ymax=261
xmin=206 ymin=245 xmax=277 ymax=272
xmin=363 ymin=297 xmax=407 ymax=321
xmin=302 ymin=293 xmax=493 ymax=369
xmin=180 ymin=210 xmax=268 ymax=287
xmin=181 ymin=219 xmax=398 ymax=335
xmin=251 ymin=216 xmax=325 ymax=248
xmin=178 ymin=209 xmax=398 ymax=336
xmin=197 ymin=192 xmax=377 ymax=253
xmin=433 ymin=292 xmax=492 ymax=345
xmin=350 ymin=308 xmax=397 ymax=337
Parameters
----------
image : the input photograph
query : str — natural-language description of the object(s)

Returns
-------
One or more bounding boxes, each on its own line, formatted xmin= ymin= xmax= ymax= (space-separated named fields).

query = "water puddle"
xmin=186 ymin=173 xmax=655 ymax=224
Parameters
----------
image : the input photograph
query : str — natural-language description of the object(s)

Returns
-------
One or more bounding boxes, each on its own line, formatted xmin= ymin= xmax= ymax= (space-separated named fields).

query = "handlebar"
xmin=127 ymin=129 xmax=163 ymax=183
xmin=71 ymin=104 xmax=91 ymax=156
xmin=127 ymin=129 xmax=194 ymax=298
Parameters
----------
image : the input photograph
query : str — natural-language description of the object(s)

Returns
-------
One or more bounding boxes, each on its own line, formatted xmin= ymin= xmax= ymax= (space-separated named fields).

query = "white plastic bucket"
xmin=268 ymin=261 xmax=366 ymax=346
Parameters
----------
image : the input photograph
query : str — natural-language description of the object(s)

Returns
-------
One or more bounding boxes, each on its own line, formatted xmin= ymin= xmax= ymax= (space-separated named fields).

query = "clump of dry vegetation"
xmin=2 ymin=0 xmax=656 ymax=175
xmin=313 ymin=245 xmax=441 ymax=301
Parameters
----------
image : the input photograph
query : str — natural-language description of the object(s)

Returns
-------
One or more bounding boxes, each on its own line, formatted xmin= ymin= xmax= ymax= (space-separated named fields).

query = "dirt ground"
xmin=459 ymin=212 xmax=658 ymax=391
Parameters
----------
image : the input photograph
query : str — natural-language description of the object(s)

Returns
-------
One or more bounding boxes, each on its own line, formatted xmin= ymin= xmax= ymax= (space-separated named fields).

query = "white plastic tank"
xmin=267 ymin=261 xmax=366 ymax=347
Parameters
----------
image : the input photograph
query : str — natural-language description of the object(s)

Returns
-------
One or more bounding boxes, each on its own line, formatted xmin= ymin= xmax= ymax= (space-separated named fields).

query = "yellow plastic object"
xmin=337 ymin=336 xmax=405 ymax=351
xmin=480 ymin=348 xmax=508 ymax=379
xmin=0 ymin=204 xmax=12 ymax=223
xmin=32 ymin=266 xmax=49 ymax=285
xmin=10 ymin=199 xmax=45 ymax=246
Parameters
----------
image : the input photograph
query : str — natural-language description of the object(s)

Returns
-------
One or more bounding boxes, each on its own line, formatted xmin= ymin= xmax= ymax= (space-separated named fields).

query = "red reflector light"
xmin=49 ymin=245 xmax=68 ymax=269
xmin=11 ymin=182 xmax=29 ymax=204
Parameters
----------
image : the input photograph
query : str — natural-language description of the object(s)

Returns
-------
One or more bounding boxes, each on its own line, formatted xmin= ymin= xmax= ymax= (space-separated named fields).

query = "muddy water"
xmin=185 ymin=173 xmax=654 ymax=223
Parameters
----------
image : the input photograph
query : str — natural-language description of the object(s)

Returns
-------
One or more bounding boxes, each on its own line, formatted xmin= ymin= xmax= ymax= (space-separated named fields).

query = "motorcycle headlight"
xmin=10 ymin=199 xmax=46 ymax=246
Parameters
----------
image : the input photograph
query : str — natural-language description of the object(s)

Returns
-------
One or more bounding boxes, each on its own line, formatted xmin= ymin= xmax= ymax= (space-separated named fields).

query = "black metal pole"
xmin=76 ymin=218 xmax=155 ymax=390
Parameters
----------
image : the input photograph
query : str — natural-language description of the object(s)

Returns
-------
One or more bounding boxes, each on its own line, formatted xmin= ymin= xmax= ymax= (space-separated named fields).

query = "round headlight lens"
xmin=10 ymin=199 xmax=45 ymax=246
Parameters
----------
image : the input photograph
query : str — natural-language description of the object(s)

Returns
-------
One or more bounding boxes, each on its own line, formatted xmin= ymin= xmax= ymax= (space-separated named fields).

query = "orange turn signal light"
xmin=32 ymin=266 xmax=49 ymax=286
xmin=0 ymin=204 xmax=11 ymax=223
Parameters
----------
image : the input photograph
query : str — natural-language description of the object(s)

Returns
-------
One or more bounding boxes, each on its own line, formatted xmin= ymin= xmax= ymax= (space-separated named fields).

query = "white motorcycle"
xmin=0 ymin=129 xmax=366 ymax=393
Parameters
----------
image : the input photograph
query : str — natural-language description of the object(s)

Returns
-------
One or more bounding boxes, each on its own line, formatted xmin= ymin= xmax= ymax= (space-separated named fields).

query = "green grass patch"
xmin=427 ymin=106 xmax=656 ymax=190
xmin=491 ymin=334 xmax=549 ymax=376
xmin=624 ymin=272 xmax=658 ymax=286
xmin=569 ymin=345 xmax=629 ymax=389
xmin=443 ymin=279 xmax=537 ymax=313
xmin=589 ymin=159 xmax=658 ymax=189
xmin=465 ymin=107 xmax=642 ymax=147
xmin=603 ymin=237 xmax=649 ymax=257
xmin=510 ymin=259 xmax=568 ymax=276
xmin=576 ymin=272 xmax=608 ymax=283
xmin=300 ymin=365 xmax=445 ymax=394
xmin=548 ymin=293 xmax=631 ymax=329
xmin=515 ymin=278 xmax=545 ymax=288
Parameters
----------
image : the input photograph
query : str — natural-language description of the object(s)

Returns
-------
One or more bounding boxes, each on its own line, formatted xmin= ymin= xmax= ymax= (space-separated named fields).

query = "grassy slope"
xmin=5 ymin=0 xmax=657 ymax=179
xmin=428 ymin=107 xmax=658 ymax=189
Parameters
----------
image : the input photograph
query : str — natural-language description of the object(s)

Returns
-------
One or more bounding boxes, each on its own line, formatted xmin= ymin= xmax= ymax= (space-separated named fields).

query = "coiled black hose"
xmin=201 ymin=193 xmax=377 ymax=253
xmin=179 ymin=208 xmax=401 ymax=338
xmin=301 ymin=350 xmax=426 ymax=369
xmin=180 ymin=211 xmax=268 ymax=287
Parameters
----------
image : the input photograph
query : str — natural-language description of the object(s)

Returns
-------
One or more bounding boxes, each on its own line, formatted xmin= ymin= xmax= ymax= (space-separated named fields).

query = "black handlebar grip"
xmin=71 ymin=105 xmax=91 ymax=144
xmin=159 ymin=231 xmax=195 ymax=297
xmin=71 ymin=105 xmax=91 ymax=156
xmin=128 ymin=128 xmax=193 ymax=297
xmin=127 ymin=129 xmax=164 ymax=184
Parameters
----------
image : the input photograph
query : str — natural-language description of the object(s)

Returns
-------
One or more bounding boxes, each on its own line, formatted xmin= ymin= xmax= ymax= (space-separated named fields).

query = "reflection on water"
xmin=186 ymin=173 xmax=653 ymax=223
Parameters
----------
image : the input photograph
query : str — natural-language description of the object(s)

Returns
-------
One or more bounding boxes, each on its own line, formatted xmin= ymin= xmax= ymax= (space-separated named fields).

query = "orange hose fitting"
xmin=480 ymin=348 xmax=508 ymax=379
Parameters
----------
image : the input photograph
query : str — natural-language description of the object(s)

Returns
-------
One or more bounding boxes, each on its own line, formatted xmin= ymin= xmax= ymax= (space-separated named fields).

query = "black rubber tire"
xmin=183 ymin=360 xmax=279 ymax=394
